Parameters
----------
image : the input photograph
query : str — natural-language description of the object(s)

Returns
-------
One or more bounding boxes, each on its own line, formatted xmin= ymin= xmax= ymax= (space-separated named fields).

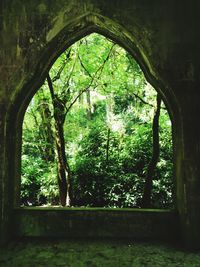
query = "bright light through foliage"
xmin=22 ymin=33 xmax=173 ymax=209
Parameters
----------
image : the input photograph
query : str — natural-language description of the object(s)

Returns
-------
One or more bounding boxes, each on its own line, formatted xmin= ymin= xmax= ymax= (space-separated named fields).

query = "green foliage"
xmin=22 ymin=123 xmax=58 ymax=205
xmin=21 ymin=33 xmax=174 ymax=209
xmin=72 ymin=110 xmax=173 ymax=208
xmin=21 ymin=153 xmax=59 ymax=205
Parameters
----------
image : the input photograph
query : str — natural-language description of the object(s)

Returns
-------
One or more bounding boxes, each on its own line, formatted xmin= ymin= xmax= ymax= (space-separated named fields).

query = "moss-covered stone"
xmin=0 ymin=0 xmax=200 ymax=249
xmin=14 ymin=207 xmax=179 ymax=241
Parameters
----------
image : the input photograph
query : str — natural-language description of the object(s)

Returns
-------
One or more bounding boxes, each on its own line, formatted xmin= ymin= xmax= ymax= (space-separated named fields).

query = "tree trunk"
xmin=106 ymin=128 xmax=111 ymax=164
xmin=86 ymin=89 xmax=92 ymax=120
xmin=47 ymin=74 xmax=72 ymax=207
xmin=39 ymin=100 xmax=55 ymax=162
xmin=141 ymin=93 xmax=161 ymax=208
xmin=54 ymin=119 xmax=72 ymax=206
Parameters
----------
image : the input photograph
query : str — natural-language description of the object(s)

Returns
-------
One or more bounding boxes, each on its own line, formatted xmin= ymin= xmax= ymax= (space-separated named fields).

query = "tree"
xmin=141 ymin=93 xmax=161 ymax=208
xmin=45 ymin=40 xmax=115 ymax=206
xmin=22 ymin=33 xmax=173 ymax=209
xmin=47 ymin=74 xmax=72 ymax=206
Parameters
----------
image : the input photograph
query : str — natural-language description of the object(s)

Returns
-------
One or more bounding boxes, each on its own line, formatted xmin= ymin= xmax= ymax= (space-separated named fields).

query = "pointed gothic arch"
xmin=2 ymin=11 xmax=184 ymax=244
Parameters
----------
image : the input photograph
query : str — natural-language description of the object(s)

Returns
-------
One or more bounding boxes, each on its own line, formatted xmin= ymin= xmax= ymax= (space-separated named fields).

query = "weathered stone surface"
xmin=0 ymin=0 xmax=200 ymax=248
xmin=14 ymin=207 xmax=179 ymax=241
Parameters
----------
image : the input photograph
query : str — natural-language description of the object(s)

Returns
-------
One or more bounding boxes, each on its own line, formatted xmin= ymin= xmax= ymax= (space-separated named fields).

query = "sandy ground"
xmin=0 ymin=239 xmax=200 ymax=267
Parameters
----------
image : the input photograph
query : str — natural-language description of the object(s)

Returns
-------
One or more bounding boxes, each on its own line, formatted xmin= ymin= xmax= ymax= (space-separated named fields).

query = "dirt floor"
xmin=1 ymin=239 xmax=200 ymax=267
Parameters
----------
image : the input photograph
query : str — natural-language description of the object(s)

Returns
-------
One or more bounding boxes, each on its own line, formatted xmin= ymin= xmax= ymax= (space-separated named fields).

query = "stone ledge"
xmin=13 ymin=207 xmax=179 ymax=241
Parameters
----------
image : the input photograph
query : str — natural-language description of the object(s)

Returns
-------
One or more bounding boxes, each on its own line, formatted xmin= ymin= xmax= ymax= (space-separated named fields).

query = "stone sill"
xmin=13 ymin=207 xmax=179 ymax=241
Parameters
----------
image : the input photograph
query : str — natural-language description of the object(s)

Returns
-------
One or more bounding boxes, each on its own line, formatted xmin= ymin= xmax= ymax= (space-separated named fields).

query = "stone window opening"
xmin=20 ymin=32 xmax=174 ymax=210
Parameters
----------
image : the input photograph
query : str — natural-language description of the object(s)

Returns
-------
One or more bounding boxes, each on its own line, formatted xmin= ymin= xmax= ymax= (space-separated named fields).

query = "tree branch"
xmin=65 ymin=84 xmax=98 ymax=115
xmin=125 ymin=90 xmax=166 ymax=110
xmin=132 ymin=92 xmax=155 ymax=108
xmin=61 ymin=48 xmax=78 ymax=94
xmin=52 ymin=49 xmax=71 ymax=82
xmin=96 ymin=43 xmax=116 ymax=80
xmin=47 ymin=73 xmax=56 ymax=101
xmin=78 ymin=54 xmax=92 ymax=78
xmin=65 ymin=43 xmax=115 ymax=115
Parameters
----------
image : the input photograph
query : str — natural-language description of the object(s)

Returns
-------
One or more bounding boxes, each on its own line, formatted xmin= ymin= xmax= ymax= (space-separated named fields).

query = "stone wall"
xmin=14 ymin=207 xmax=179 ymax=241
xmin=0 ymin=0 xmax=200 ymax=248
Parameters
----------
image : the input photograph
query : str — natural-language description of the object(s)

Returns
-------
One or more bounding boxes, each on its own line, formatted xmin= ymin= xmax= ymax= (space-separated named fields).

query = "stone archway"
xmin=1 ymin=5 xmax=189 ymax=246
xmin=9 ymin=12 xmax=179 ymax=205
